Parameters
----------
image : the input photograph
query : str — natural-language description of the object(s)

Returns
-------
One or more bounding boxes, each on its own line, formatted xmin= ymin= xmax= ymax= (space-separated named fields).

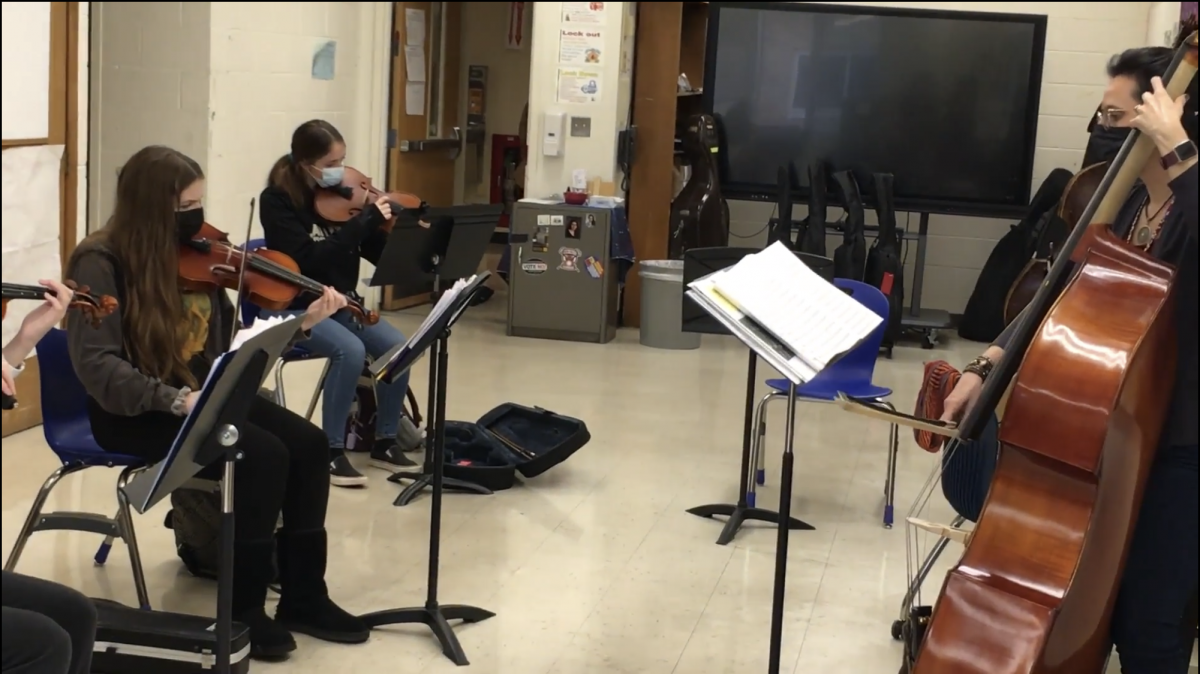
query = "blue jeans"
xmin=262 ymin=309 xmax=411 ymax=448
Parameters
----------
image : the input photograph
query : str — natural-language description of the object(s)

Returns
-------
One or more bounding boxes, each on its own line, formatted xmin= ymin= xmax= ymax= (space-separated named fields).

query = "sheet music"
xmin=407 ymin=275 xmax=475 ymax=347
xmin=712 ymin=242 xmax=882 ymax=373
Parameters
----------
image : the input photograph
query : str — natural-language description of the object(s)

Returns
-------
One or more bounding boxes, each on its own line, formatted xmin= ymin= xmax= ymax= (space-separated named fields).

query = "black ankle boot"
xmin=275 ymin=529 xmax=370 ymax=644
xmin=234 ymin=539 xmax=296 ymax=659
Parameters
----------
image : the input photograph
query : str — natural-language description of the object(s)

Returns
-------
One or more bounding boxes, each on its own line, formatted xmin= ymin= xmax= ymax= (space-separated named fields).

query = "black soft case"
xmin=442 ymin=403 xmax=590 ymax=491
xmin=91 ymin=599 xmax=251 ymax=674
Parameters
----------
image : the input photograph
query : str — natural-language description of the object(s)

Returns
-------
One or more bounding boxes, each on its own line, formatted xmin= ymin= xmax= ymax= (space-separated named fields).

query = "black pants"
xmin=90 ymin=396 xmax=330 ymax=541
xmin=1111 ymin=443 xmax=1199 ymax=674
xmin=1 ymin=571 xmax=96 ymax=674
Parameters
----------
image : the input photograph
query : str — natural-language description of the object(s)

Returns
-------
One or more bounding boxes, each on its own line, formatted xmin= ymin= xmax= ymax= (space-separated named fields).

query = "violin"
xmin=178 ymin=222 xmax=379 ymax=325
xmin=1 ymin=281 xmax=118 ymax=328
xmin=312 ymin=166 xmax=427 ymax=233
xmin=914 ymin=32 xmax=1197 ymax=674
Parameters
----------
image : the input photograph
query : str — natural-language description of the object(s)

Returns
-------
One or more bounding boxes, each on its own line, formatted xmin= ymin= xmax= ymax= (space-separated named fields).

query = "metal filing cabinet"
xmin=507 ymin=201 xmax=619 ymax=343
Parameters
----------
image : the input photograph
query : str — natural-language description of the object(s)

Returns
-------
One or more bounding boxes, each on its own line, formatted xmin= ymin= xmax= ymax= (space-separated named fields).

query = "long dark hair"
xmin=75 ymin=145 xmax=204 ymax=388
xmin=267 ymin=119 xmax=345 ymax=209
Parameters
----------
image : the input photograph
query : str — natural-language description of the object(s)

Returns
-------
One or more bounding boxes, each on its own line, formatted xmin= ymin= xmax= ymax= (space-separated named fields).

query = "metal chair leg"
xmin=116 ymin=466 xmax=152 ymax=610
xmin=898 ymin=515 xmax=966 ymax=619
xmin=274 ymin=361 xmax=288 ymax=408
xmin=5 ymin=463 xmax=88 ymax=572
xmin=304 ymin=360 xmax=330 ymax=421
xmin=750 ymin=391 xmax=782 ymax=504
xmin=94 ymin=507 xmax=121 ymax=565
xmin=880 ymin=401 xmax=900 ymax=529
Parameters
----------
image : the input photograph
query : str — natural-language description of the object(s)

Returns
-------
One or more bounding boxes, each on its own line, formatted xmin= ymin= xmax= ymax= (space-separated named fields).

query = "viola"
xmin=178 ymin=222 xmax=379 ymax=325
xmin=914 ymin=31 xmax=1197 ymax=674
xmin=312 ymin=166 xmax=427 ymax=233
xmin=1 ymin=281 xmax=118 ymax=328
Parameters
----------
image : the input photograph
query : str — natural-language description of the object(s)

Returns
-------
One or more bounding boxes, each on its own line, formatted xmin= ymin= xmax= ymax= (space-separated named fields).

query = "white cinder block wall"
xmin=87 ymin=2 xmax=212 ymax=231
xmin=727 ymin=2 xmax=1153 ymax=313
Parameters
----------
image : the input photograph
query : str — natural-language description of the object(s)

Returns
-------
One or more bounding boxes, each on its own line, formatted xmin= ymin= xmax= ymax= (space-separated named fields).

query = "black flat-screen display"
xmin=705 ymin=3 xmax=1047 ymax=217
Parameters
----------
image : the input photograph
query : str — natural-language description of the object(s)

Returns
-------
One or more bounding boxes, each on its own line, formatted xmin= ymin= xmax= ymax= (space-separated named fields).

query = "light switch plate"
xmin=570 ymin=116 xmax=592 ymax=137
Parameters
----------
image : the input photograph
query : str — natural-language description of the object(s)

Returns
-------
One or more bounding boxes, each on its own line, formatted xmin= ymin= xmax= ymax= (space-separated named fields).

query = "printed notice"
xmin=557 ymin=68 xmax=603 ymax=104
xmin=561 ymin=2 xmax=606 ymax=25
xmin=559 ymin=28 xmax=604 ymax=66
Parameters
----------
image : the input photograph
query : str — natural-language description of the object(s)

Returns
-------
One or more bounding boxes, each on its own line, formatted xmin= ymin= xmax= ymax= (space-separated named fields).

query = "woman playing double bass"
xmin=938 ymin=46 xmax=1198 ymax=673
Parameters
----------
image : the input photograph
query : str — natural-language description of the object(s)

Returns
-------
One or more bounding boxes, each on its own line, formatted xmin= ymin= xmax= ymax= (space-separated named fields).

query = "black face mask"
xmin=176 ymin=207 xmax=205 ymax=242
xmin=1083 ymin=126 xmax=1132 ymax=167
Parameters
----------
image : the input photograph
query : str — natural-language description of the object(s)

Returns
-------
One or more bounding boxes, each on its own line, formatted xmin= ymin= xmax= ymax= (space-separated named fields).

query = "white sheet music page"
xmin=712 ymin=242 xmax=883 ymax=374
xmin=406 ymin=275 xmax=475 ymax=348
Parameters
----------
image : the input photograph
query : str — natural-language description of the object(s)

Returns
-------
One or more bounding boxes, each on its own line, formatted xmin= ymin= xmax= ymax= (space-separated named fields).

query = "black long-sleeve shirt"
xmin=258 ymin=185 xmax=388 ymax=306
xmin=995 ymin=164 xmax=1198 ymax=447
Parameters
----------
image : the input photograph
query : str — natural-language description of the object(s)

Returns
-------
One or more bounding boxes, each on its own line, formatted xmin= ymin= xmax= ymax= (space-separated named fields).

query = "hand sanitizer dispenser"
xmin=542 ymin=111 xmax=566 ymax=157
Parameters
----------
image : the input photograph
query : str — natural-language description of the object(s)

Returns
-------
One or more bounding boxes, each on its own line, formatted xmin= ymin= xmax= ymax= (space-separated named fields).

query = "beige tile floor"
xmin=2 ymin=292 xmax=1195 ymax=674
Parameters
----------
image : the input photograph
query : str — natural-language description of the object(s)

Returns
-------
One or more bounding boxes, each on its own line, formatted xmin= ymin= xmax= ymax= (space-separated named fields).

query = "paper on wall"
xmin=2 ymin=144 xmax=65 ymax=354
xmin=561 ymin=2 xmax=606 ymax=26
xmin=405 ymin=8 xmax=425 ymax=46
xmin=558 ymin=28 xmax=605 ymax=66
xmin=404 ymin=46 xmax=426 ymax=83
xmin=556 ymin=68 xmax=603 ymax=105
xmin=405 ymin=82 xmax=426 ymax=116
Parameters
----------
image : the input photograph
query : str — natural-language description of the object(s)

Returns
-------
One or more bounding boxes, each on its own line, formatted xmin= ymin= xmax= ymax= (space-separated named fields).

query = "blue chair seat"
xmin=766 ymin=377 xmax=893 ymax=402
xmin=45 ymin=417 xmax=144 ymax=467
xmin=282 ymin=345 xmax=320 ymax=362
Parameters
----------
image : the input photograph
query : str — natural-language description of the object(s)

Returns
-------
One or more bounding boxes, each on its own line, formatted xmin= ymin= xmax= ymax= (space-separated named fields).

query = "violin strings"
xmin=209 ymin=241 xmax=364 ymax=308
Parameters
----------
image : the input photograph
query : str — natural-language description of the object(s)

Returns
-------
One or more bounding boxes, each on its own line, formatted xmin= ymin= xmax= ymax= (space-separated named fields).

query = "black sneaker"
xmin=329 ymin=453 xmax=368 ymax=488
xmin=370 ymin=440 xmax=418 ymax=472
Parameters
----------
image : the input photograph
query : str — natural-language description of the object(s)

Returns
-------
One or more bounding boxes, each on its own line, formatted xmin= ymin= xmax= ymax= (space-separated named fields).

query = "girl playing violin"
xmin=258 ymin=119 xmax=421 ymax=488
xmin=938 ymin=43 xmax=1198 ymax=674
xmin=65 ymin=145 xmax=369 ymax=660
xmin=3 ymin=280 xmax=98 ymax=674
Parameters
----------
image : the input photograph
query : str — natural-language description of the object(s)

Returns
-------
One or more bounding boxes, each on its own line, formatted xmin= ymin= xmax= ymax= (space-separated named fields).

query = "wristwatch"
xmin=1160 ymin=139 xmax=1198 ymax=170
xmin=964 ymin=355 xmax=994 ymax=381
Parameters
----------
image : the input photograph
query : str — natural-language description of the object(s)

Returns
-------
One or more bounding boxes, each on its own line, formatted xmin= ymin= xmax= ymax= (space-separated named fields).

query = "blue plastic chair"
xmin=4 ymin=328 xmax=152 ymax=608
xmin=748 ymin=278 xmax=901 ymax=528
xmin=242 ymin=238 xmax=329 ymax=419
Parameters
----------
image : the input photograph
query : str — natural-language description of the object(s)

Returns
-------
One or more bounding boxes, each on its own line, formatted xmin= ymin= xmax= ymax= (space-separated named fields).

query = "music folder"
xmin=123 ymin=316 xmax=304 ymax=513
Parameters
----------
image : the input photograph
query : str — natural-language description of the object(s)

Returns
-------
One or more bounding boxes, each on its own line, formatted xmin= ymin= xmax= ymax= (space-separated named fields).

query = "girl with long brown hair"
xmin=259 ymin=119 xmax=422 ymax=488
xmin=65 ymin=145 xmax=368 ymax=660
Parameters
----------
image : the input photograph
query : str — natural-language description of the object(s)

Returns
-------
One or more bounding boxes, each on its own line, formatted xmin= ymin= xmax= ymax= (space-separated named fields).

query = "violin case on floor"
xmin=441 ymin=403 xmax=590 ymax=491
xmin=91 ymin=599 xmax=251 ymax=673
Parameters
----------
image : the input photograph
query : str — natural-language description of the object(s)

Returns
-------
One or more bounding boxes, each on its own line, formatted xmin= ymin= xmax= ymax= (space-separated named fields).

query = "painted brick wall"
xmin=87 ymin=2 xmax=212 ymax=231
xmin=723 ymin=2 xmax=1152 ymax=313
xmin=206 ymin=2 xmax=382 ymax=243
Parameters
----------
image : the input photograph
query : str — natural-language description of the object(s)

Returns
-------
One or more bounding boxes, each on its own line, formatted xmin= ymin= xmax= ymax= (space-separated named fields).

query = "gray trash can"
xmin=638 ymin=260 xmax=701 ymax=350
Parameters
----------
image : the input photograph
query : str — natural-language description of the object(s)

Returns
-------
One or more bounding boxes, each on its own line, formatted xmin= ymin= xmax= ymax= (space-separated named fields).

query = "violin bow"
xmin=228 ymin=198 xmax=256 ymax=347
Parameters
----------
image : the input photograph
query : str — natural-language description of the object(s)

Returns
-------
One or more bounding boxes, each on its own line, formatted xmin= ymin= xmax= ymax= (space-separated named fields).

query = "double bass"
xmin=914 ymin=32 xmax=1198 ymax=674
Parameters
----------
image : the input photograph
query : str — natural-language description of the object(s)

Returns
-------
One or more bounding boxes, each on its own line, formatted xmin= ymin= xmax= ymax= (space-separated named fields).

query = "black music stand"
xmin=370 ymin=206 xmax=501 ymax=300
xmin=123 ymin=318 xmax=302 ymax=674
xmin=360 ymin=272 xmax=495 ymax=665
xmin=681 ymin=247 xmax=831 ymax=545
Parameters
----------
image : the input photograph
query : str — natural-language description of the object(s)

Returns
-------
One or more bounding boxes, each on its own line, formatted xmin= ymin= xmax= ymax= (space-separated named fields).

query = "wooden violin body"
xmin=178 ymin=223 xmax=378 ymax=325
xmin=2 ymin=281 xmax=118 ymax=328
xmin=1004 ymin=163 xmax=1105 ymax=324
xmin=915 ymin=30 xmax=1197 ymax=674
xmin=313 ymin=166 xmax=427 ymax=232
xmin=668 ymin=114 xmax=729 ymax=259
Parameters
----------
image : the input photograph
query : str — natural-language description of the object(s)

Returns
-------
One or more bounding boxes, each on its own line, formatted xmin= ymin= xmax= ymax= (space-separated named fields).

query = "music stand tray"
xmin=361 ymin=272 xmax=495 ymax=666
xmin=680 ymin=247 xmax=815 ymax=545
xmin=122 ymin=317 xmax=303 ymax=674
xmin=369 ymin=208 xmax=499 ymax=299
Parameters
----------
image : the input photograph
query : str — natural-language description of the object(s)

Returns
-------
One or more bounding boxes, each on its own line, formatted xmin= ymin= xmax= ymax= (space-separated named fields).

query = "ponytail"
xmin=267 ymin=154 xmax=310 ymax=210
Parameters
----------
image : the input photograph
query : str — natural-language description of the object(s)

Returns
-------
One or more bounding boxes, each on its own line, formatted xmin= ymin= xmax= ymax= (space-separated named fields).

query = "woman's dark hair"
xmin=1107 ymin=19 xmax=1199 ymax=142
xmin=267 ymin=119 xmax=345 ymax=209
xmin=76 ymin=145 xmax=204 ymax=388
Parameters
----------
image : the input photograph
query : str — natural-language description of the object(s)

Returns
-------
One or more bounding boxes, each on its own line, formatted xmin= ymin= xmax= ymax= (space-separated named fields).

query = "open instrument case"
xmin=441 ymin=403 xmax=590 ymax=491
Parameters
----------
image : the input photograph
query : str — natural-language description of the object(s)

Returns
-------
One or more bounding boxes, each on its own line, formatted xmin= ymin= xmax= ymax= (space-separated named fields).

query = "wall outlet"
xmin=570 ymin=116 xmax=592 ymax=138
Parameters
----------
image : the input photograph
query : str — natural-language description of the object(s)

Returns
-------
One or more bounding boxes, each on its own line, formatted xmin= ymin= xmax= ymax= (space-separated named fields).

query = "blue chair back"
xmin=239 ymin=238 xmax=267 ymax=326
xmin=36 ymin=328 xmax=101 ymax=458
xmin=805 ymin=278 xmax=890 ymax=389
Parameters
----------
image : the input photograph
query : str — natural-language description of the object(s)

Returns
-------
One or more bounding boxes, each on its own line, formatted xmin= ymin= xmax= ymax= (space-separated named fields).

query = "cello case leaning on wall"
xmin=668 ymin=114 xmax=730 ymax=259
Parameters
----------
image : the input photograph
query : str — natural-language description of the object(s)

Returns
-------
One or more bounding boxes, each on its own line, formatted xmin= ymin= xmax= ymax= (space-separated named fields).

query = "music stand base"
xmin=388 ymin=472 xmax=493 ymax=507
xmin=360 ymin=602 xmax=496 ymax=667
xmin=686 ymin=503 xmax=814 ymax=546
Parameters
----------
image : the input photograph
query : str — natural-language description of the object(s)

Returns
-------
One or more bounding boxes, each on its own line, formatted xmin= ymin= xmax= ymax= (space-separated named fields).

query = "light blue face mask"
xmin=314 ymin=166 xmax=344 ymax=188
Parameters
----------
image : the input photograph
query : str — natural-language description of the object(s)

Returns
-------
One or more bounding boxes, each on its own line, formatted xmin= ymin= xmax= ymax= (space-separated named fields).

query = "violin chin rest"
xmin=907 ymin=517 xmax=972 ymax=545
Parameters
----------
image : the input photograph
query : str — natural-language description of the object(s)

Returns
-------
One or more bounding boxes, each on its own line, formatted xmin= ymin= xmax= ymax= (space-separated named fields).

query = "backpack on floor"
xmin=163 ymin=489 xmax=278 ymax=582
xmin=343 ymin=366 xmax=424 ymax=452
